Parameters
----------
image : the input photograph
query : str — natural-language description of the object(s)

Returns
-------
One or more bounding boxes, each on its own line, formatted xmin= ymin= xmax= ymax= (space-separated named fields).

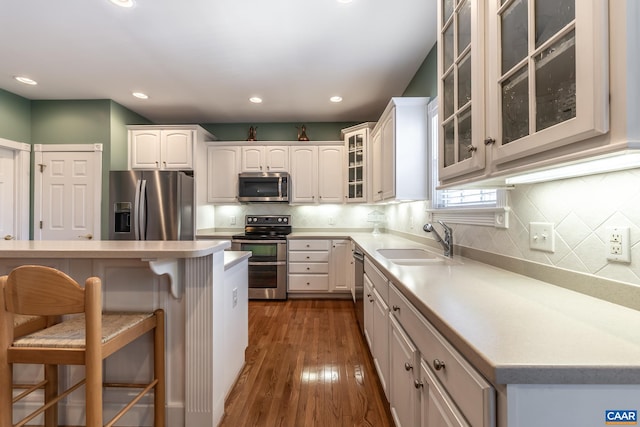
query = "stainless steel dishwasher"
xmin=353 ymin=246 xmax=365 ymax=335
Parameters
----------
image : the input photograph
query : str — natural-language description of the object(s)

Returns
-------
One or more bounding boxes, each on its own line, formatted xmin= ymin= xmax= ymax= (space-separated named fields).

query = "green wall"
xmin=403 ymin=44 xmax=438 ymax=98
xmin=201 ymin=122 xmax=358 ymax=142
xmin=0 ymin=89 xmax=31 ymax=143
xmin=110 ymin=101 xmax=152 ymax=170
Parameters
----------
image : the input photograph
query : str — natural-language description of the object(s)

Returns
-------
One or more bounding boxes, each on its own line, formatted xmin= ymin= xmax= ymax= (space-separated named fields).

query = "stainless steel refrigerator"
xmin=109 ymin=170 xmax=195 ymax=240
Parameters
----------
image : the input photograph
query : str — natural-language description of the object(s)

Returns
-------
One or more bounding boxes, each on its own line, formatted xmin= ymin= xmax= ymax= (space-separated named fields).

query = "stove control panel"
xmin=245 ymin=215 xmax=290 ymax=225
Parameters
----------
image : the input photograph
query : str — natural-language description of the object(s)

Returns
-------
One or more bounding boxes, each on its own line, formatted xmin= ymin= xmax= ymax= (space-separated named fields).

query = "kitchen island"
xmin=0 ymin=240 xmax=248 ymax=427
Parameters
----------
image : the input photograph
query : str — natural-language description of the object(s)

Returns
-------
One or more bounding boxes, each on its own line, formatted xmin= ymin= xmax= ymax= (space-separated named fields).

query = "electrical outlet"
xmin=529 ymin=222 xmax=555 ymax=253
xmin=329 ymin=217 xmax=335 ymax=225
xmin=232 ymin=288 xmax=238 ymax=307
xmin=606 ymin=226 xmax=631 ymax=263
xmin=230 ymin=216 xmax=236 ymax=225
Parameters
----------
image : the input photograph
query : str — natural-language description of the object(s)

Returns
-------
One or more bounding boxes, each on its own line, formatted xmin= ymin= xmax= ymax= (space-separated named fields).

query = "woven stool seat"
xmin=14 ymin=312 xmax=154 ymax=349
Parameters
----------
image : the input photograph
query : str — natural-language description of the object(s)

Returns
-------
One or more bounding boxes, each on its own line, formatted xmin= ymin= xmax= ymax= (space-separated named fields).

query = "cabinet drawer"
xmin=289 ymin=262 xmax=329 ymax=274
xmin=289 ymin=251 xmax=329 ymax=262
xmin=288 ymin=240 xmax=330 ymax=251
xmin=389 ymin=283 xmax=494 ymax=427
xmin=289 ymin=274 xmax=329 ymax=291
xmin=364 ymin=257 xmax=389 ymax=304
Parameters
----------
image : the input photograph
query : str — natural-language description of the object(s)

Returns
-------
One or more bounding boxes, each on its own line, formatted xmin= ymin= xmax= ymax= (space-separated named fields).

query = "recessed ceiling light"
xmin=249 ymin=97 xmax=263 ymax=104
xmin=132 ymin=92 xmax=148 ymax=99
xmin=15 ymin=76 xmax=37 ymax=86
xmin=109 ymin=0 xmax=134 ymax=7
xmin=330 ymin=96 xmax=343 ymax=103
xmin=337 ymin=0 xmax=353 ymax=3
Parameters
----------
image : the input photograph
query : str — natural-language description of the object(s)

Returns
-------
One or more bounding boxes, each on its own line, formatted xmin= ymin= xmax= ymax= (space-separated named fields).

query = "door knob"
xmin=78 ymin=234 xmax=93 ymax=240
xmin=4 ymin=235 xmax=14 ymax=240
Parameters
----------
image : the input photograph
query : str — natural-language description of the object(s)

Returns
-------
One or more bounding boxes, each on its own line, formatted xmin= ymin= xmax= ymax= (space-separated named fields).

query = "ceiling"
xmin=0 ymin=0 xmax=437 ymax=124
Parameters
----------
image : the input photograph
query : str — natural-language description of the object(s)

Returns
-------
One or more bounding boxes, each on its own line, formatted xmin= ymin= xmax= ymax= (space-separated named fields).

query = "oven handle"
xmin=248 ymin=261 xmax=286 ymax=266
xmin=232 ymin=239 xmax=287 ymax=245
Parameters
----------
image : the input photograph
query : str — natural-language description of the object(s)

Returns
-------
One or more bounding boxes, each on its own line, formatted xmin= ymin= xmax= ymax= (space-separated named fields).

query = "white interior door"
xmin=33 ymin=144 xmax=103 ymax=241
xmin=0 ymin=138 xmax=30 ymax=240
xmin=0 ymin=147 xmax=15 ymax=240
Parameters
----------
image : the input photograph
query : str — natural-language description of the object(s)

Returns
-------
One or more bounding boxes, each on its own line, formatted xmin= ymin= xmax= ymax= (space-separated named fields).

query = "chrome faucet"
xmin=423 ymin=221 xmax=453 ymax=258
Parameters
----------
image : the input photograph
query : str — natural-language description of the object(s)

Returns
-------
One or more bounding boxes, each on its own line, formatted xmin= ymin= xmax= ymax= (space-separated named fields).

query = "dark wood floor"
xmin=220 ymin=299 xmax=394 ymax=427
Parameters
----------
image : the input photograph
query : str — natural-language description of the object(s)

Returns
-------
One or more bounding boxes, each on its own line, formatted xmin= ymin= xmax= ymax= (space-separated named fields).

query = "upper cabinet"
xmin=289 ymin=143 xmax=344 ymax=204
xmin=438 ymin=0 xmax=611 ymax=186
xmin=129 ymin=125 xmax=214 ymax=171
xmin=241 ymin=146 xmax=289 ymax=172
xmin=370 ymin=98 xmax=430 ymax=202
xmin=342 ymin=123 xmax=375 ymax=203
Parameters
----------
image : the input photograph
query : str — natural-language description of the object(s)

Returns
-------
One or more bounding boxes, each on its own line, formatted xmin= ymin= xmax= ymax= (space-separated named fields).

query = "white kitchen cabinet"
xmin=241 ymin=146 xmax=288 ymax=172
xmin=438 ymin=0 xmax=610 ymax=186
xmin=329 ymin=239 xmax=350 ymax=293
xmin=207 ymin=146 xmax=240 ymax=203
xmin=289 ymin=144 xmax=344 ymax=204
xmin=389 ymin=282 xmax=495 ymax=427
xmin=390 ymin=315 xmax=420 ymax=427
xmin=289 ymin=239 xmax=351 ymax=295
xmin=129 ymin=128 xmax=196 ymax=170
xmin=342 ymin=123 xmax=375 ymax=203
xmin=318 ymin=145 xmax=344 ymax=203
xmin=365 ymin=256 xmax=390 ymax=400
xmin=364 ymin=275 xmax=374 ymax=349
xmin=370 ymin=98 xmax=430 ymax=202
xmin=288 ymin=239 xmax=330 ymax=293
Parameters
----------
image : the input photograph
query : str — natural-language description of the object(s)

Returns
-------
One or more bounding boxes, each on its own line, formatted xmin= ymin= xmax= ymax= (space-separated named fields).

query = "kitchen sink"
xmin=376 ymin=248 xmax=438 ymax=259
xmin=376 ymin=248 xmax=458 ymax=266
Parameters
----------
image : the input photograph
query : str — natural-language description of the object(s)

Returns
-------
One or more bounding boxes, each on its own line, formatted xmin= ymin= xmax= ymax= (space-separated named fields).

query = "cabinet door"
xmin=290 ymin=146 xmax=318 ymax=203
xmin=130 ymin=130 xmax=161 ymax=169
xmin=438 ymin=0 xmax=486 ymax=181
xmin=329 ymin=239 xmax=350 ymax=292
xmin=489 ymin=0 xmax=608 ymax=166
xmin=364 ymin=275 xmax=375 ymax=349
xmin=372 ymin=287 xmax=389 ymax=400
xmin=162 ymin=129 xmax=193 ymax=169
xmin=241 ymin=146 xmax=264 ymax=172
xmin=318 ymin=146 xmax=344 ymax=203
xmin=380 ymin=111 xmax=395 ymax=200
xmin=370 ymin=128 xmax=383 ymax=202
xmin=345 ymin=130 xmax=367 ymax=203
xmin=265 ymin=146 xmax=289 ymax=172
xmin=420 ymin=358 xmax=470 ymax=427
xmin=207 ymin=146 xmax=240 ymax=203
xmin=390 ymin=316 xmax=419 ymax=427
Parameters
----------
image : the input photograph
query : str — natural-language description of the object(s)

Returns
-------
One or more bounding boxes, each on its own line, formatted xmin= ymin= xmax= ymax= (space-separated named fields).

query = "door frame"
xmin=33 ymin=144 xmax=103 ymax=240
xmin=0 ymin=138 xmax=31 ymax=240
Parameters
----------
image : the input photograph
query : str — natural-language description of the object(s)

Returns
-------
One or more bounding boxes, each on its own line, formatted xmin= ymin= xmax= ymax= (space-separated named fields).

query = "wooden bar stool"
xmin=0 ymin=265 xmax=165 ymax=427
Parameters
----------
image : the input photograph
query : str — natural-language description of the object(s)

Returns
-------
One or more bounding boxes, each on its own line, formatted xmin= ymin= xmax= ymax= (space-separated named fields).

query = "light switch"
xmin=529 ymin=222 xmax=555 ymax=253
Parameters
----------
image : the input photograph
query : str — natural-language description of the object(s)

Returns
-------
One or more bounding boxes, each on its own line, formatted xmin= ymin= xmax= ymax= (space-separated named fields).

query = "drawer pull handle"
xmin=368 ymin=298 xmax=374 ymax=303
xmin=367 ymin=293 xmax=371 ymax=298
xmin=392 ymin=305 xmax=400 ymax=312
xmin=404 ymin=362 xmax=413 ymax=371
xmin=306 ymin=267 xmax=310 ymax=270
xmin=414 ymin=379 xmax=424 ymax=389
xmin=433 ymin=359 xmax=446 ymax=371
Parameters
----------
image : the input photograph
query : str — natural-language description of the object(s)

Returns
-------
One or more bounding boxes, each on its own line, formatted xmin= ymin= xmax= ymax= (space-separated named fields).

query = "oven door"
xmin=231 ymin=239 xmax=288 ymax=300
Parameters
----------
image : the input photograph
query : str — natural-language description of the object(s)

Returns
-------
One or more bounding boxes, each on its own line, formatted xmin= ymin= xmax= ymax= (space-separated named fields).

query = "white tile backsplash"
xmin=210 ymin=168 xmax=640 ymax=287
xmin=385 ymin=169 xmax=640 ymax=287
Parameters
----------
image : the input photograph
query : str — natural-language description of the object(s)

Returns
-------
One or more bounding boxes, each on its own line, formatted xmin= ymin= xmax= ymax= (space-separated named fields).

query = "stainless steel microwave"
xmin=238 ymin=172 xmax=290 ymax=202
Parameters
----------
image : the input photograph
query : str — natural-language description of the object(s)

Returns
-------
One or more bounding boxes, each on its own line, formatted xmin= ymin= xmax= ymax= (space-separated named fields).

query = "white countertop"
xmin=346 ymin=233 xmax=640 ymax=386
xmin=0 ymin=240 xmax=231 ymax=258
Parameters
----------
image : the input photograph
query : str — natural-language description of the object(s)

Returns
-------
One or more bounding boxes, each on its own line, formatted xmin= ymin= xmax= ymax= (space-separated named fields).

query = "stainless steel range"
xmin=231 ymin=215 xmax=291 ymax=300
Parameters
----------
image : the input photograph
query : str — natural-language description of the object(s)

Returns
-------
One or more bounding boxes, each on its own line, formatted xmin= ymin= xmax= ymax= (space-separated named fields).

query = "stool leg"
xmin=154 ymin=309 xmax=165 ymax=427
xmin=44 ymin=364 xmax=58 ymax=427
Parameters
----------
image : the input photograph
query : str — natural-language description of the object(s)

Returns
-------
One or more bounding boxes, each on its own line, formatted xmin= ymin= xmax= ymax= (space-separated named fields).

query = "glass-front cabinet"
xmin=437 ymin=0 xmax=609 ymax=185
xmin=438 ymin=0 xmax=487 ymax=181
xmin=342 ymin=123 xmax=375 ymax=203
xmin=489 ymin=0 xmax=608 ymax=166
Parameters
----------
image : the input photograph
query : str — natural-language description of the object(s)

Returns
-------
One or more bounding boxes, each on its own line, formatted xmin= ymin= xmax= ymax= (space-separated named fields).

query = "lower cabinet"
xmin=389 ymin=282 xmax=495 ymax=427
xmin=288 ymin=239 xmax=352 ymax=295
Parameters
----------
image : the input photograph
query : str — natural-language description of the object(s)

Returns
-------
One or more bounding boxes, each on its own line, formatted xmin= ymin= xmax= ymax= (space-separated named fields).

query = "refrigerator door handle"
xmin=139 ymin=179 xmax=147 ymax=240
xmin=134 ymin=179 xmax=142 ymax=240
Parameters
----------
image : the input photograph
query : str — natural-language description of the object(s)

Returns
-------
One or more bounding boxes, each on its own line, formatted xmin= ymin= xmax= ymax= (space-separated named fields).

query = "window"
xmin=428 ymin=98 xmax=510 ymax=228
